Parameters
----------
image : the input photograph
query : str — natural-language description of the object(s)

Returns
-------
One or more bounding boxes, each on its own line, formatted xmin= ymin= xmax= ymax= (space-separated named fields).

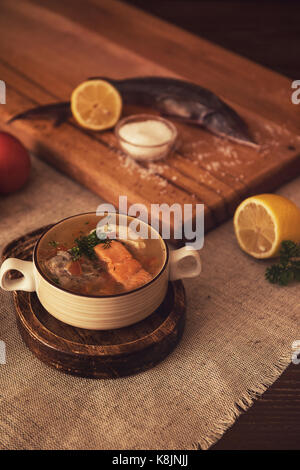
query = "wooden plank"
xmin=0 ymin=83 xmax=206 ymax=222
xmin=25 ymin=0 xmax=300 ymax=134
xmin=0 ymin=61 xmax=217 ymax=227
xmin=0 ymin=0 xmax=299 ymax=237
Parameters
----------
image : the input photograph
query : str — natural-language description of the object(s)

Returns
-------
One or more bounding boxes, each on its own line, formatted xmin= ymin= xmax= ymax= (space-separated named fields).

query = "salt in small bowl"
xmin=115 ymin=114 xmax=178 ymax=162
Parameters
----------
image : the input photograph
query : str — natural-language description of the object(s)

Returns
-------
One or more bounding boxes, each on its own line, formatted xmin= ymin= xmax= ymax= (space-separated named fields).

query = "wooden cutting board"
xmin=0 ymin=0 xmax=299 ymax=235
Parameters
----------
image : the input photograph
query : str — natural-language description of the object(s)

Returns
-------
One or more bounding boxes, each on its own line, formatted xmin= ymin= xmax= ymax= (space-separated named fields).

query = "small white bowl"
xmin=115 ymin=114 xmax=177 ymax=161
xmin=0 ymin=213 xmax=201 ymax=330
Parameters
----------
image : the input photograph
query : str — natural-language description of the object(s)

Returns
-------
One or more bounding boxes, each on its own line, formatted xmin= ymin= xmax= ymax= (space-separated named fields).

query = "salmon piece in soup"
xmin=95 ymin=240 xmax=132 ymax=265
xmin=94 ymin=240 xmax=152 ymax=291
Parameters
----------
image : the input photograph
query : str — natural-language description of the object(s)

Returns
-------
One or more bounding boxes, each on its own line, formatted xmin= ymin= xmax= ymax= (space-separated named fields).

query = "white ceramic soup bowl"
xmin=0 ymin=213 xmax=201 ymax=330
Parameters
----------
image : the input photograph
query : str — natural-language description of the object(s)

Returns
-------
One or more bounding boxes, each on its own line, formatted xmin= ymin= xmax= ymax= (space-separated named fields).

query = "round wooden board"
xmin=2 ymin=226 xmax=186 ymax=378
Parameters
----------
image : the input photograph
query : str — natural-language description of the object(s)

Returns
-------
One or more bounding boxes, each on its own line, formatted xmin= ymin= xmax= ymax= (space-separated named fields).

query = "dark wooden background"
xmin=123 ymin=0 xmax=300 ymax=450
xmin=125 ymin=0 xmax=300 ymax=79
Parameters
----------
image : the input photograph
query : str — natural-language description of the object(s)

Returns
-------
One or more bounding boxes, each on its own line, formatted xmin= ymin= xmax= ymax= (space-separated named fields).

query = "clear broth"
xmin=37 ymin=214 xmax=166 ymax=296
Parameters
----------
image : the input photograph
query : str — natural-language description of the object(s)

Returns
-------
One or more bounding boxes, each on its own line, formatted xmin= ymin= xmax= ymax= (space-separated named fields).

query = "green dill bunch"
xmin=69 ymin=230 xmax=111 ymax=260
xmin=265 ymin=240 xmax=300 ymax=286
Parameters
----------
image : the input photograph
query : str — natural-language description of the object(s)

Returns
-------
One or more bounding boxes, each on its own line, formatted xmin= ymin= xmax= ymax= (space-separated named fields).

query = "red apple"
xmin=0 ymin=132 xmax=31 ymax=194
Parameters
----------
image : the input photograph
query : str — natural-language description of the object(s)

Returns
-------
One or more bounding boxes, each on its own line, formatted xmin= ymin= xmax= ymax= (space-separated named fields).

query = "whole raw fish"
xmin=8 ymin=76 xmax=256 ymax=147
xmin=91 ymin=76 xmax=256 ymax=147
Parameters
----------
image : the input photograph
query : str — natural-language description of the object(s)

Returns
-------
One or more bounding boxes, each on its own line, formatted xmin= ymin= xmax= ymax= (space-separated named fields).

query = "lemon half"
xmin=71 ymin=80 xmax=122 ymax=131
xmin=234 ymin=194 xmax=300 ymax=258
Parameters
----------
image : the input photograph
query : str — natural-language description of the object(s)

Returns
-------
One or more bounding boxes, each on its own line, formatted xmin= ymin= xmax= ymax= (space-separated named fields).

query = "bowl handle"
xmin=169 ymin=246 xmax=202 ymax=281
xmin=0 ymin=258 xmax=36 ymax=292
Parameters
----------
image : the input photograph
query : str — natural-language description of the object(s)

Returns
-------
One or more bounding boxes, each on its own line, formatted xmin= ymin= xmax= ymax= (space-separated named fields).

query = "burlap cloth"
xmin=0 ymin=156 xmax=299 ymax=450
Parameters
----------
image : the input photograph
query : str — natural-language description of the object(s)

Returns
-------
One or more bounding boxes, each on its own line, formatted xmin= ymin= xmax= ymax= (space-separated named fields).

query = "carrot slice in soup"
xmin=67 ymin=260 xmax=82 ymax=276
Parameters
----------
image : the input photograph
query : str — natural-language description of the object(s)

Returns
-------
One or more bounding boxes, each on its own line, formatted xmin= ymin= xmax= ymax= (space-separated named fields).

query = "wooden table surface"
xmin=1 ymin=0 xmax=299 ymax=243
xmin=1 ymin=0 xmax=299 ymax=450
xmin=124 ymin=0 xmax=300 ymax=450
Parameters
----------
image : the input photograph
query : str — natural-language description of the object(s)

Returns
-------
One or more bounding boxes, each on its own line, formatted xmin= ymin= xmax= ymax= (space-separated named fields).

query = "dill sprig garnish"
xmin=69 ymin=229 xmax=111 ymax=260
xmin=69 ymin=246 xmax=81 ymax=261
xmin=265 ymin=240 xmax=300 ymax=286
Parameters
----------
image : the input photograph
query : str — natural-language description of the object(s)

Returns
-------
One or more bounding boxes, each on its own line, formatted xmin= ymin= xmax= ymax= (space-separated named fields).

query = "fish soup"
xmin=36 ymin=214 xmax=166 ymax=296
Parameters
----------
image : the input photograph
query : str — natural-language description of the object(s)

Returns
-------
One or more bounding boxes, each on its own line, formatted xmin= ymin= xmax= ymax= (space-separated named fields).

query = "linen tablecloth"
xmin=0 ymin=156 xmax=299 ymax=449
